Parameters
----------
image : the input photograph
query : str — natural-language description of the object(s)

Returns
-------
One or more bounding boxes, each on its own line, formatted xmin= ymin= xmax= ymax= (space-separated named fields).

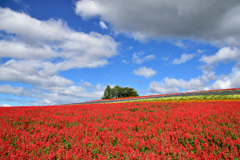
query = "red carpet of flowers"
xmin=1 ymin=100 xmax=240 ymax=159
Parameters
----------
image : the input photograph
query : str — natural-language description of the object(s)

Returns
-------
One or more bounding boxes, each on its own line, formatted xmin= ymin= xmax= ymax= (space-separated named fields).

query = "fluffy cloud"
xmin=132 ymin=52 xmax=155 ymax=64
xmin=200 ymin=47 xmax=240 ymax=65
xmin=172 ymin=53 xmax=195 ymax=65
xmin=0 ymin=7 xmax=117 ymax=63
xmin=149 ymin=77 xmax=205 ymax=94
xmin=0 ymin=85 xmax=31 ymax=97
xmin=134 ymin=66 xmax=156 ymax=78
xmin=0 ymin=8 xmax=117 ymax=74
xmin=149 ymin=81 xmax=179 ymax=94
xmin=39 ymin=91 xmax=103 ymax=105
xmin=75 ymin=0 xmax=240 ymax=47
xmin=148 ymin=63 xmax=240 ymax=94
xmin=0 ymin=7 xmax=118 ymax=105
xmin=34 ymin=84 xmax=104 ymax=105
xmin=99 ymin=21 xmax=108 ymax=29
xmin=210 ymin=67 xmax=240 ymax=89
xmin=191 ymin=46 xmax=240 ymax=91
xmin=0 ymin=60 xmax=73 ymax=87
xmin=0 ymin=81 xmax=105 ymax=106
xmin=200 ymin=71 xmax=218 ymax=83
xmin=0 ymin=40 xmax=57 ymax=60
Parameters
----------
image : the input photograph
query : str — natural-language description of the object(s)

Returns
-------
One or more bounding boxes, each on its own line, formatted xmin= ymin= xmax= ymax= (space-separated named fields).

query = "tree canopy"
xmin=102 ymin=85 xmax=139 ymax=99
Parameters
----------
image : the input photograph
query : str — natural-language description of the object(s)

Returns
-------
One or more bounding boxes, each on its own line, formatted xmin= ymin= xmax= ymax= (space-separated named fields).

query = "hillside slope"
xmin=76 ymin=88 xmax=240 ymax=104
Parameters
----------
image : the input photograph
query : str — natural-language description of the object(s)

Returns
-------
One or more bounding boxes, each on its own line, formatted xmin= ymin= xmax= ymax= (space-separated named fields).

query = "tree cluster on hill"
xmin=102 ymin=85 xmax=139 ymax=99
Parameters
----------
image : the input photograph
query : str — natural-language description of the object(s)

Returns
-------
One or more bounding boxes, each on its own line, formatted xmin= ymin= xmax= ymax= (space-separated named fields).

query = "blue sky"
xmin=1 ymin=0 xmax=240 ymax=106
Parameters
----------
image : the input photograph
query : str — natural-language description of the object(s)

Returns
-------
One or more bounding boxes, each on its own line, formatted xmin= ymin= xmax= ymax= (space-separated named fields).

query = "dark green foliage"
xmin=111 ymin=137 xmax=118 ymax=146
xmin=102 ymin=85 xmax=139 ymax=99
xmin=102 ymin=85 xmax=112 ymax=99
xmin=121 ymin=87 xmax=139 ymax=98
xmin=130 ymin=108 xmax=139 ymax=112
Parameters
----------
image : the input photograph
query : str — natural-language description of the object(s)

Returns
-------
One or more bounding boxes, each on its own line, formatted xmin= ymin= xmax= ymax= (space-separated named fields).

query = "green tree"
xmin=112 ymin=85 xmax=123 ymax=98
xmin=102 ymin=85 xmax=139 ymax=99
xmin=102 ymin=85 xmax=112 ymax=99
xmin=122 ymin=87 xmax=139 ymax=97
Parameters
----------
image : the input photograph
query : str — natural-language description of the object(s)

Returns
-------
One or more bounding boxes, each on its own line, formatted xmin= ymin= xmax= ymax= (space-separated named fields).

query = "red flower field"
xmin=0 ymin=100 xmax=240 ymax=159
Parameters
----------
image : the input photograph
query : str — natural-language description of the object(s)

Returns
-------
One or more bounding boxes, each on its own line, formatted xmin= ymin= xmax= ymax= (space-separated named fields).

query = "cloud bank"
xmin=149 ymin=47 xmax=240 ymax=94
xmin=0 ymin=7 xmax=118 ymax=105
xmin=75 ymin=0 xmax=240 ymax=47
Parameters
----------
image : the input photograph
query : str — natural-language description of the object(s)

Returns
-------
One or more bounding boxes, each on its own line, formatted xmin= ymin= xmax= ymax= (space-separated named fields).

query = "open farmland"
xmin=1 ymin=89 xmax=240 ymax=159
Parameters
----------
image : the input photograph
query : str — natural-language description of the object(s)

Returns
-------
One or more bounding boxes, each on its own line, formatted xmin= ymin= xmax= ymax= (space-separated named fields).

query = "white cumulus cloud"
xmin=0 ymin=85 xmax=31 ymax=97
xmin=34 ymin=83 xmax=105 ymax=105
xmin=134 ymin=66 xmax=156 ymax=78
xmin=210 ymin=66 xmax=240 ymax=89
xmin=200 ymin=47 xmax=240 ymax=65
xmin=0 ymin=60 xmax=74 ymax=87
xmin=148 ymin=63 xmax=240 ymax=95
xmin=0 ymin=7 xmax=118 ymax=105
xmin=149 ymin=77 xmax=205 ymax=94
xmin=75 ymin=0 xmax=240 ymax=47
xmin=0 ymin=7 xmax=117 ymax=63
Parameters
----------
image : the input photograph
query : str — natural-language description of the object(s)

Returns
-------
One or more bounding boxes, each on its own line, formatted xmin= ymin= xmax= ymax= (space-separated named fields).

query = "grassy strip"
xmin=104 ymin=94 xmax=240 ymax=104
